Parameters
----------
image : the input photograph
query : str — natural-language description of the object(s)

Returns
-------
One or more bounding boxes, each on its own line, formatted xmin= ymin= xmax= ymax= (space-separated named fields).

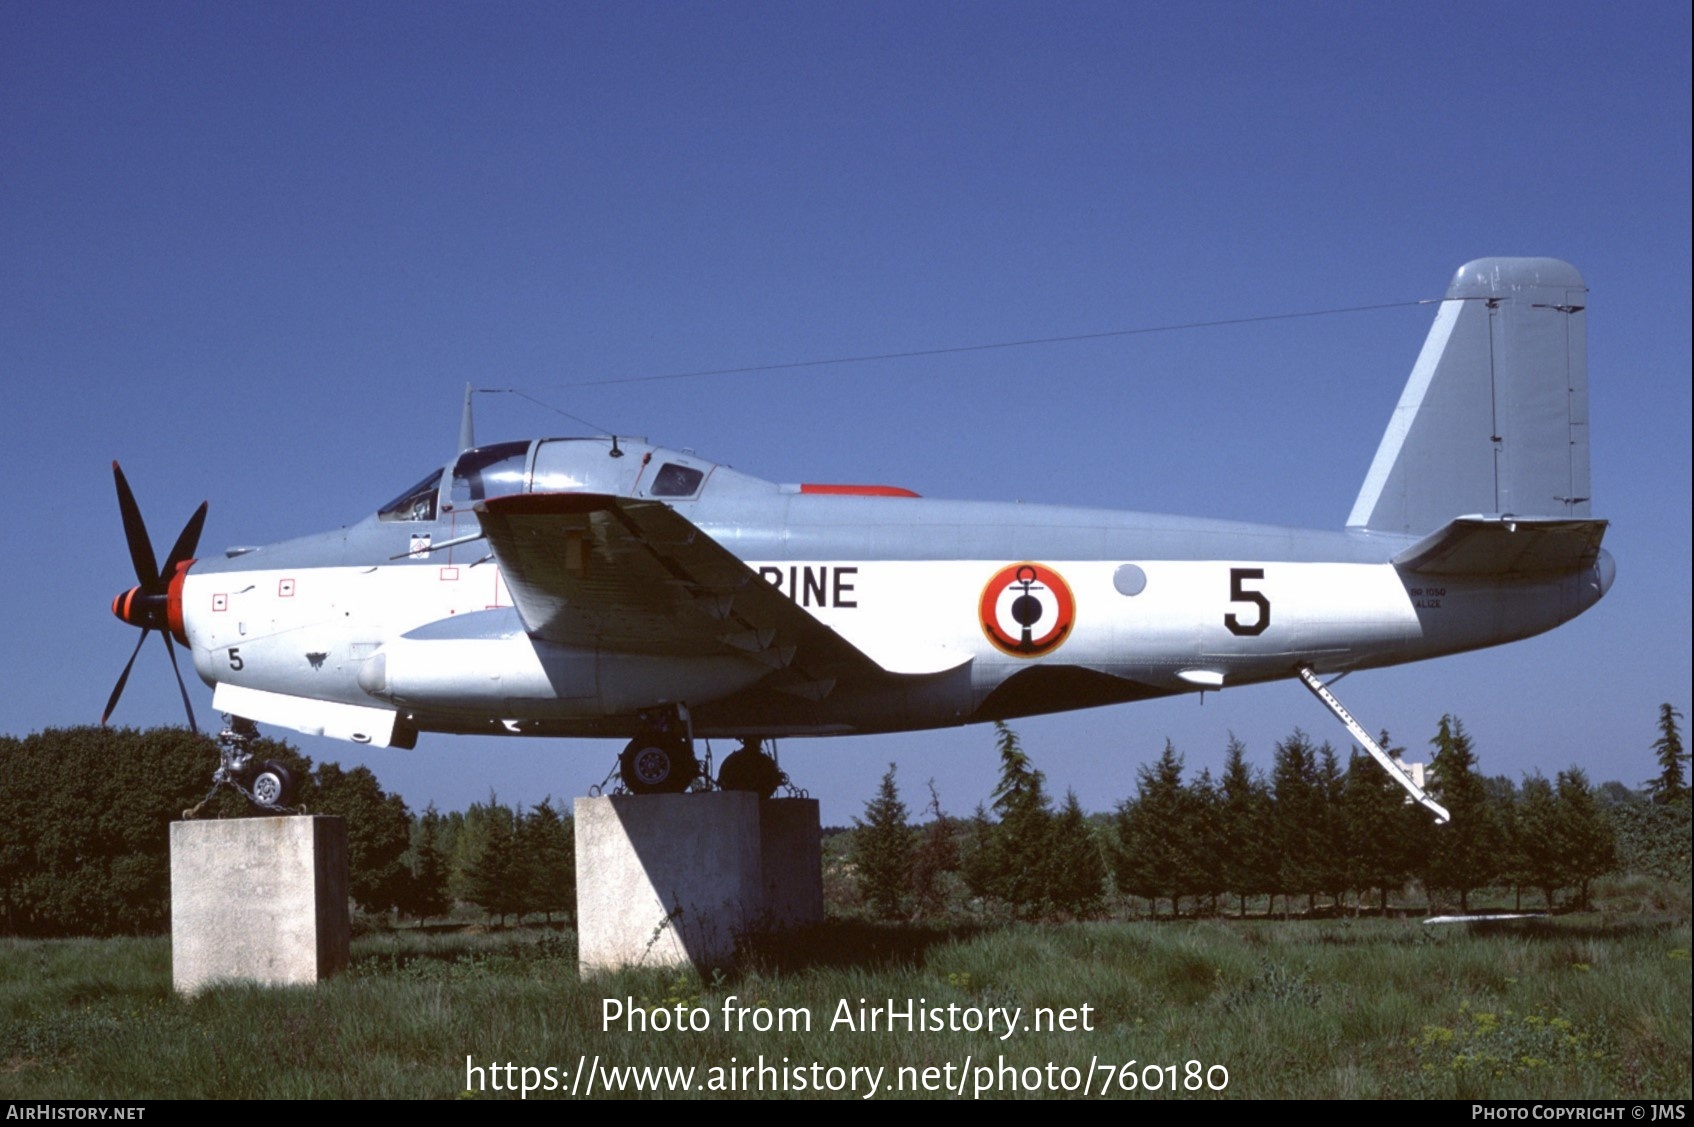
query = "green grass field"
xmin=3 ymin=896 xmax=1689 ymax=1100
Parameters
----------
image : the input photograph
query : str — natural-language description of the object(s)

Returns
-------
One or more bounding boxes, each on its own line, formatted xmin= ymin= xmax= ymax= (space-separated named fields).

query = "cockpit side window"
xmin=377 ymin=469 xmax=443 ymax=522
xmin=448 ymin=441 xmax=530 ymax=508
xmin=651 ymin=463 xmax=705 ymax=498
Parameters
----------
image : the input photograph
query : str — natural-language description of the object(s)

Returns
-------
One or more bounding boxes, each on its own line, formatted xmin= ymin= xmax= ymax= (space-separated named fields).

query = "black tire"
xmin=717 ymin=747 xmax=782 ymax=799
xmin=250 ymin=760 xmax=295 ymax=809
xmin=619 ymin=737 xmax=699 ymax=795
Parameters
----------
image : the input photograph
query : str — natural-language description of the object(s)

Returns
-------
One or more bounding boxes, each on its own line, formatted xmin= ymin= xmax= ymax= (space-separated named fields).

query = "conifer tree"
xmin=1425 ymin=715 xmax=1498 ymax=912
xmin=400 ymin=802 xmax=454 ymax=923
xmin=1219 ymin=734 xmax=1274 ymax=917
xmin=1187 ymin=768 xmax=1227 ymax=913
xmin=1515 ymin=774 xmax=1564 ymax=909
xmin=1344 ymin=749 xmax=1413 ymax=914
xmin=988 ymin=722 xmax=1054 ymax=919
xmin=1487 ymin=775 xmax=1525 ymax=910
xmin=1114 ymin=740 xmax=1189 ymax=916
xmin=465 ymin=794 xmax=521 ymax=925
xmin=853 ymin=763 xmax=914 ymax=918
xmin=959 ymin=803 xmax=1001 ymax=905
xmin=1553 ymin=768 xmax=1615 ymax=909
xmin=1315 ymin=742 xmax=1349 ymax=908
xmin=1271 ymin=730 xmax=1324 ymax=914
xmin=517 ymin=797 xmax=574 ymax=923
xmin=1647 ymin=704 xmax=1689 ymax=806
xmin=908 ymin=780 xmax=960 ymax=918
xmin=1048 ymin=790 xmax=1107 ymax=919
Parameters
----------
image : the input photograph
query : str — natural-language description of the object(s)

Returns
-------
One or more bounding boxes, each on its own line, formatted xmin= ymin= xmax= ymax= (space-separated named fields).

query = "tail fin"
xmin=1347 ymin=258 xmax=1590 ymax=535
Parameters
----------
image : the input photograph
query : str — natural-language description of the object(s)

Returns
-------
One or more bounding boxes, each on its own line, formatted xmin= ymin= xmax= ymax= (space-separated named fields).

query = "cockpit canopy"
xmin=376 ymin=438 xmax=718 ymax=522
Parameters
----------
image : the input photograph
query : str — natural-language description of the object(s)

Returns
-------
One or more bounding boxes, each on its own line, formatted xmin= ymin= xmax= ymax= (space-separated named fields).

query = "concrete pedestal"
xmin=170 ymin=815 xmax=349 ymax=995
xmin=575 ymin=793 xmax=821 ymax=974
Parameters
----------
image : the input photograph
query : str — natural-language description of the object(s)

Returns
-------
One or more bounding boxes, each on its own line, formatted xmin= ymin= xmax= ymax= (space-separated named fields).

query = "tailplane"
xmin=1348 ymin=258 xmax=1590 ymax=535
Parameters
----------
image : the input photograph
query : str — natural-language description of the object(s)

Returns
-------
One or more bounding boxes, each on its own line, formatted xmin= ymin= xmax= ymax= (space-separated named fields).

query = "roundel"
xmin=979 ymin=562 xmax=1076 ymax=657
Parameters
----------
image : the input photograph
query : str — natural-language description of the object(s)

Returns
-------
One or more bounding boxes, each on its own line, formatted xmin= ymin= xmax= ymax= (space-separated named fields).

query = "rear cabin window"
xmin=651 ymin=463 xmax=704 ymax=497
xmin=449 ymin=441 xmax=530 ymax=507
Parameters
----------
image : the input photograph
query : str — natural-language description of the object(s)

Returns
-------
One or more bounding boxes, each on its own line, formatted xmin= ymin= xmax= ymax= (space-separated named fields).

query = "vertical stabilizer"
xmin=1348 ymin=258 xmax=1589 ymax=535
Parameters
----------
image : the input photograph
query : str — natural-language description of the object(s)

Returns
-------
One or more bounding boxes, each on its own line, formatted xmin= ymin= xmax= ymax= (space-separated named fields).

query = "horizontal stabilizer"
xmin=1392 ymin=516 xmax=1607 ymax=576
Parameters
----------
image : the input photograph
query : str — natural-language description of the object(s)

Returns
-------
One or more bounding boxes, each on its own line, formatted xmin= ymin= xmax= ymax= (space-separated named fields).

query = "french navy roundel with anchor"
xmin=979 ymin=562 xmax=1075 ymax=657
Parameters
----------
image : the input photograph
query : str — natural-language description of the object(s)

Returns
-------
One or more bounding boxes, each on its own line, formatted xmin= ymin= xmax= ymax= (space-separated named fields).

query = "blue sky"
xmin=3 ymin=2 xmax=1688 ymax=825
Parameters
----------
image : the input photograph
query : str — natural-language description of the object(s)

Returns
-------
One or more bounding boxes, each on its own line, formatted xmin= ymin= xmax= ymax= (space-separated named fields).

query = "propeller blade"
xmin=102 ymin=629 xmax=150 ymax=725
xmin=161 ymin=632 xmax=199 ymax=734
xmin=162 ymin=501 xmax=209 ymax=575
xmin=112 ymin=462 xmax=159 ymax=590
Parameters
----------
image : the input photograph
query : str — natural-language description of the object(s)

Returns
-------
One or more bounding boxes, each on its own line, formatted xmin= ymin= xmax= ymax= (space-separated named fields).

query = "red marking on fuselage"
xmin=799 ymin=483 xmax=920 ymax=498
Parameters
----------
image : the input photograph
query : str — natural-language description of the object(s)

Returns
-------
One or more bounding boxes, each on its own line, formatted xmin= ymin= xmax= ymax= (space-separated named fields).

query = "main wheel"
xmin=619 ymin=737 xmax=699 ymax=795
xmin=718 ymin=746 xmax=782 ymax=799
xmin=250 ymin=760 xmax=295 ymax=809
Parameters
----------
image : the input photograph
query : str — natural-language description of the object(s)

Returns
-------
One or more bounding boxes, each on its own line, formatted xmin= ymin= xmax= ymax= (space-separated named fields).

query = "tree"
xmin=0 ymin=725 xmax=313 ymax=937
xmin=516 ymin=797 xmax=574 ymax=923
xmin=398 ymin=803 xmax=454 ymax=923
xmin=907 ymin=780 xmax=961 ymax=918
xmin=1514 ymin=774 xmax=1564 ymax=909
xmin=313 ymin=762 xmax=412 ymax=912
xmin=1344 ymin=747 xmax=1417 ymax=914
xmin=1425 ymin=715 xmax=1499 ymax=912
xmin=1114 ymin=740 xmax=1193 ymax=916
xmin=852 ymin=764 xmax=914 ymax=918
xmin=1219 ymin=735 xmax=1275 ymax=917
xmin=1314 ymin=742 xmax=1349 ymax=909
xmin=1271 ymin=730 xmax=1324 ymax=915
xmin=1187 ymin=768 xmax=1228 ymax=913
xmin=1646 ymin=704 xmax=1689 ymax=806
xmin=987 ymin=722 xmax=1054 ymax=919
xmin=958 ymin=804 xmax=1001 ymax=905
xmin=463 ymin=794 xmax=522 ymax=924
xmin=1048 ymin=791 xmax=1107 ymax=919
xmin=1552 ymin=768 xmax=1615 ymax=909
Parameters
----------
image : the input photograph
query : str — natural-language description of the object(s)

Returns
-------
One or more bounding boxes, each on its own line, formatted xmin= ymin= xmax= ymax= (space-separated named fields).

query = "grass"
xmin=3 ymin=900 xmax=1688 ymax=1100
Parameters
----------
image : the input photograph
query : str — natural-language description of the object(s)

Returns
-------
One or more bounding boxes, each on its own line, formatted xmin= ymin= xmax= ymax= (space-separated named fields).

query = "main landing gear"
xmin=613 ymin=708 xmax=789 ymax=799
xmin=617 ymin=705 xmax=701 ymax=795
xmin=717 ymin=737 xmax=785 ymax=800
xmin=618 ymin=733 xmax=700 ymax=795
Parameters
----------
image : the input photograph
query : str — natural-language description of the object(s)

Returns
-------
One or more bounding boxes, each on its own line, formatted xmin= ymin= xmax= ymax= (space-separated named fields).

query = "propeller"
xmin=104 ymin=462 xmax=207 ymax=733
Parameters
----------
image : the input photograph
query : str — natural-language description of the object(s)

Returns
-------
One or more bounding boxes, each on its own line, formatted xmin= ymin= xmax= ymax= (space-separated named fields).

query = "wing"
xmin=474 ymin=492 xmax=885 ymax=690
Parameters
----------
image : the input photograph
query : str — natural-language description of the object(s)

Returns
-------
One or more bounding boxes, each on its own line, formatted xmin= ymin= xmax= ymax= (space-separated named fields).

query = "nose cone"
xmin=112 ymin=585 xmax=149 ymax=627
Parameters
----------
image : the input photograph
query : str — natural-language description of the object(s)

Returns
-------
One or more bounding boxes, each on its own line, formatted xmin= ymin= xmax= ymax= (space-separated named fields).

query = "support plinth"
xmin=575 ymin=793 xmax=821 ymax=974
xmin=170 ymin=815 xmax=349 ymax=994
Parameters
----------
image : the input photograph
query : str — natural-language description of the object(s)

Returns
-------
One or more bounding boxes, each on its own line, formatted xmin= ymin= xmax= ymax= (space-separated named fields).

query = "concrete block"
xmin=170 ymin=816 xmax=349 ymax=994
xmin=759 ymin=798 xmax=823 ymax=929
xmin=575 ymin=793 xmax=824 ymax=974
xmin=576 ymin=792 xmax=764 ymax=973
